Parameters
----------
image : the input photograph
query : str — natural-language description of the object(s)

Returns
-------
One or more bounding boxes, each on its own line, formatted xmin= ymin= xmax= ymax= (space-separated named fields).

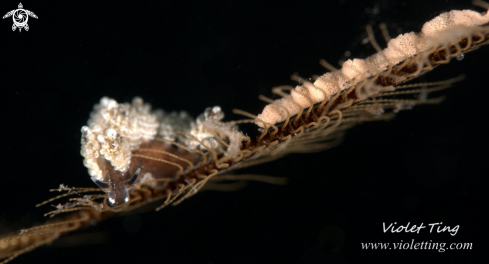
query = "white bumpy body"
xmin=256 ymin=9 xmax=489 ymax=126
xmin=80 ymin=97 xmax=243 ymax=207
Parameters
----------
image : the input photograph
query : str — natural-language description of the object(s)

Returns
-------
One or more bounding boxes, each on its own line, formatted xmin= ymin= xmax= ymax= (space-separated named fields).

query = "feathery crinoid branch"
xmin=1 ymin=2 xmax=489 ymax=263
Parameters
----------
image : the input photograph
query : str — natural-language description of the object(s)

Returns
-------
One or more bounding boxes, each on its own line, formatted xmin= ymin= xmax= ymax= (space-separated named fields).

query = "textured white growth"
xmin=156 ymin=106 xmax=244 ymax=155
xmin=422 ymin=10 xmax=489 ymax=37
xmin=81 ymin=97 xmax=159 ymax=180
xmin=81 ymin=97 xmax=244 ymax=181
xmin=190 ymin=106 xmax=244 ymax=155
xmin=256 ymin=8 xmax=489 ymax=126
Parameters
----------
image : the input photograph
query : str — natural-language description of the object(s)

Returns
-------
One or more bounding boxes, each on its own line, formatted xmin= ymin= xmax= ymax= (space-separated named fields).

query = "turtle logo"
xmin=3 ymin=3 xmax=38 ymax=32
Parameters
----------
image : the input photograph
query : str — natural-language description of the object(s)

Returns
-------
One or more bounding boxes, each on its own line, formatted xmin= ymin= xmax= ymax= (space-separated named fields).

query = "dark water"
xmin=1 ymin=0 xmax=487 ymax=263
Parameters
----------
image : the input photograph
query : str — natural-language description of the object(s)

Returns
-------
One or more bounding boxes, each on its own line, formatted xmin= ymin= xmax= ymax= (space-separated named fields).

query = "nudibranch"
xmin=1 ymin=3 xmax=489 ymax=264
xmin=80 ymin=97 xmax=243 ymax=207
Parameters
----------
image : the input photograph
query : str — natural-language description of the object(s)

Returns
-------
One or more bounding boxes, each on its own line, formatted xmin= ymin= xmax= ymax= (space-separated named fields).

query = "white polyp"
xmin=421 ymin=10 xmax=489 ymax=37
xmin=383 ymin=32 xmax=419 ymax=62
xmin=258 ymin=97 xmax=303 ymax=125
xmin=364 ymin=52 xmax=389 ymax=75
xmin=305 ymin=82 xmax=325 ymax=102
xmin=313 ymin=71 xmax=351 ymax=100
xmin=255 ymin=8 xmax=489 ymax=127
xmin=341 ymin=58 xmax=371 ymax=81
xmin=81 ymin=96 xmax=244 ymax=183
xmin=290 ymin=86 xmax=312 ymax=108
xmin=189 ymin=106 xmax=244 ymax=155
xmin=258 ymin=102 xmax=287 ymax=126
xmin=81 ymin=97 xmax=160 ymax=180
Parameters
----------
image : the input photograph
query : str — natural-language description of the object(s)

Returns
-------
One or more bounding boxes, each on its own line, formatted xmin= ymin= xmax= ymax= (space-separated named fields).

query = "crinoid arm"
xmin=2 ymin=2 xmax=489 ymax=264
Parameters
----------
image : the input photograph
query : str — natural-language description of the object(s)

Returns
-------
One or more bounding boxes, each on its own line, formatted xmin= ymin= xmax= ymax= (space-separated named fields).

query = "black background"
xmin=1 ymin=0 xmax=488 ymax=263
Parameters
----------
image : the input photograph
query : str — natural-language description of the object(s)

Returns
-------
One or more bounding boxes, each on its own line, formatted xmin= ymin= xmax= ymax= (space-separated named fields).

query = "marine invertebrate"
xmin=1 ymin=1 xmax=488 ymax=263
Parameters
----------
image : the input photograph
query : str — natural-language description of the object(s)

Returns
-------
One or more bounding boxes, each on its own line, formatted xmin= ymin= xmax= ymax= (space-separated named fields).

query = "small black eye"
xmin=127 ymin=168 xmax=141 ymax=186
xmin=91 ymin=178 xmax=109 ymax=190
